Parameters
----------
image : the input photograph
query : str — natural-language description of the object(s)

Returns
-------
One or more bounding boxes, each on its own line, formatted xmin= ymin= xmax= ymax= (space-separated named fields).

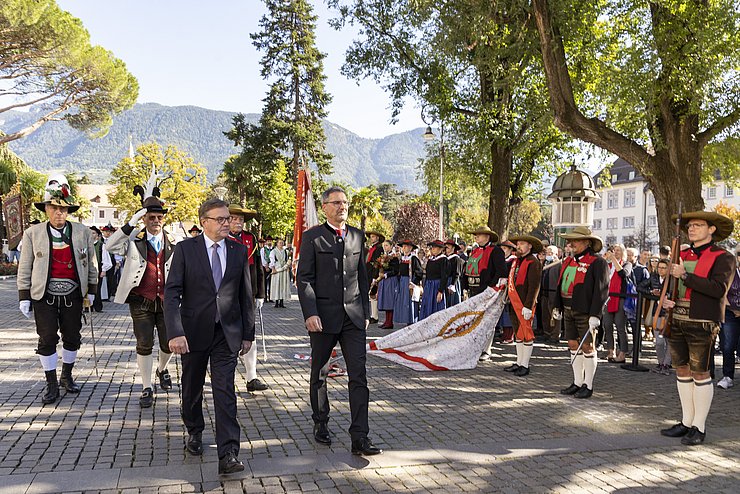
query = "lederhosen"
xmin=128 ymin=234 xmax=169 ymax=356
xmin=558 ymin=251 xmax=599 ymax=343
xmin=34 ymin=223 xmax=84 ymax=356
xmin=670 ymin=244 xmax=732 ymax=372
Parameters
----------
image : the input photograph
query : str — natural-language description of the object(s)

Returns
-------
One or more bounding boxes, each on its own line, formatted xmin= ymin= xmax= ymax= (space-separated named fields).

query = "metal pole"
xmin=439 ymin=124 xmax=444 ymax=239
xmin=621 ymin=293 xmax=649 ymax=372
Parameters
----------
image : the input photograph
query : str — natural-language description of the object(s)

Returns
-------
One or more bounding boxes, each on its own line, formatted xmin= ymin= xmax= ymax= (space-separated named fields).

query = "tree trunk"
xmin=487 ymin=142 xmax=513 ymax=238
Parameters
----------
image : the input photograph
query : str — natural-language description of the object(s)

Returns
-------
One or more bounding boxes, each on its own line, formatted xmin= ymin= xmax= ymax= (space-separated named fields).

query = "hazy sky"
xmin=57 ymin=0 xmax=421 ymax=139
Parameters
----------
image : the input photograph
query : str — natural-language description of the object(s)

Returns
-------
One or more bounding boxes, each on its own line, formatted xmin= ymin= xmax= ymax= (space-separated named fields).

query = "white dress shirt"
xmin=203 ymin=235 xmax=226 ymax=278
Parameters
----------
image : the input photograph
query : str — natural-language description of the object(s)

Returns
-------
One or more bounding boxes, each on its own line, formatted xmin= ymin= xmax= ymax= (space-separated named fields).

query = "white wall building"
xmin=77 ymin=184 xmax=124 ymax=229
xmin=591 ymin=159 xmax=740 ymax=251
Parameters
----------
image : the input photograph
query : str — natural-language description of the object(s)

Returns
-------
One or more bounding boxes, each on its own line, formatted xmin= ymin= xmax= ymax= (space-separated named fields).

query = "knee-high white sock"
xmin=583 ymin=351 xmax=598 ymax=389
xmin=243 ymin=343 xmax=258 ymax=381
xmin=157 ymin=351 xmax=172 ymax=373
xmin=39 ymin=353 xmax=58 ymax=372
xmin=677 ymin=377 xmax=695 ymax=427
xmin=483 ymin=332 xmax=495 ymax=355
xmin=521 ymin=342 xmax=533 ymax=368
xmin=692 ymin=378 xmax=714 ymax=433
xmin=515 ymin=341 xmax=524 ymax=365
xmin=572 ymin=351 xmax=585 ymax=386
xmin=61 ymin=349 xmax=77 ymax=364
xmin=370 ymin=299 xmax=378 ymax=319
xmin=137 ymin=354 xmax=153 ymax=390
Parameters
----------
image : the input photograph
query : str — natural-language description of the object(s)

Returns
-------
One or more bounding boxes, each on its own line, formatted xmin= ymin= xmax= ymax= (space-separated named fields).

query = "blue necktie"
xmin=150 ymin=238 xmax=160 ymax=254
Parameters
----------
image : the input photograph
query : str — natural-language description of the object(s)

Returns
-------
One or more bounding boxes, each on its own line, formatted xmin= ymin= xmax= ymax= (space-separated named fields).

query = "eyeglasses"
xmin=323 ymin=200 xmax=348 ymax=207
xmin=686 ymin=222 xmax=707 ymax=229
xmin=204 ymin=216 xmax=230 ymax=224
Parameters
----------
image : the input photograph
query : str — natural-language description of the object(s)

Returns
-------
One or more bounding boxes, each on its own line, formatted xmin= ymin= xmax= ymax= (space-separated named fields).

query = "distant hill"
xmin=1 ymin=103 xmax=428 ymax=192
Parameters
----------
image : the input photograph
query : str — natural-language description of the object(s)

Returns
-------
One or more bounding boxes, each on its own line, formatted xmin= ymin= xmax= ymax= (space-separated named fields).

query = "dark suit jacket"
xmin=164 ymin=235 xmax=255 ymax=354
xmin=297 ymin=223 xmax=370 ymax=332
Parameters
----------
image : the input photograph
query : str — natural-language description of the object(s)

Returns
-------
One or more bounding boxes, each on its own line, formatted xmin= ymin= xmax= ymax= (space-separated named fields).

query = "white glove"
xmin=496 ymin=277 xmax=507 ymax=287
xmin=87 ymin=293 xmax=95 ymax=306
xmin=128 ymin=208 xmax=147 ymax=226
xmin=448 ymin=285 xmax=456 ymax=293
xmin=522 ymin=307 xmax=533 ymax=320
xmin=19 ymin=300 xmax=32 ymax=319
xmin=255 ymin=298 xmax=264 ymax=309
xmin=588 ymin=316 xmax=600 ymax=330
xmin=552 ymin=308 xmax=562 ymax=320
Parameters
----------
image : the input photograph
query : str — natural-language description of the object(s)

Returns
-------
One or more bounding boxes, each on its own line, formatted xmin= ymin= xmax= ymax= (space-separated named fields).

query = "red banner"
xmin=2 ymin=192 xmax=23 ymax=250
xmin=292 ymin=167 xmax=319 ymax=269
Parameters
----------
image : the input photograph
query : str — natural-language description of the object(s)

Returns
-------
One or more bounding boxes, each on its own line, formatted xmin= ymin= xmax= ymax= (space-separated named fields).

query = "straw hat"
xmin=673 ymin=211 xmax=734 ymax=243
xmin=365 ymin=231 xmax=386 ymax=243
xmin=228 ymin=205 xmax=258 ymax=220
xmin=507 ymin=234 xmax=544 ymax=254
xmin=467 ymin=225 xmax=499 ymax=243
xmin=560 ymin=226 xmax=603 ymax=253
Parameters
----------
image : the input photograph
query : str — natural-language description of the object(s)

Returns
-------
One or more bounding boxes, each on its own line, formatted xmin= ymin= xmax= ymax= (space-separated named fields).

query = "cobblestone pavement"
xmin=1 ymin=277 xmax=739 ymax=493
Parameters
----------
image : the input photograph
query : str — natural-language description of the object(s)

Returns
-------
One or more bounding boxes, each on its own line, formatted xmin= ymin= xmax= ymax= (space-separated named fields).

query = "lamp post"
xmin=214 ymin=186 xmax=227 ymax=201
xmin=423 ymin=123 xmax=444 ymax=239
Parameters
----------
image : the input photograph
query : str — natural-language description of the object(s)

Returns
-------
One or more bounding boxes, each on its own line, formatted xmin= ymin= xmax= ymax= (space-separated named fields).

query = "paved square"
xmin=1 ymin=277 xmax=739 ymax=492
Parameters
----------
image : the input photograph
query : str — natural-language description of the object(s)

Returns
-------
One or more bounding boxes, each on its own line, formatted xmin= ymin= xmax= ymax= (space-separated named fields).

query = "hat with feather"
xmin=133 ymin=165 xmax=169 ymax=214
xmin=35 ymin=174 xmax=80 ymax=213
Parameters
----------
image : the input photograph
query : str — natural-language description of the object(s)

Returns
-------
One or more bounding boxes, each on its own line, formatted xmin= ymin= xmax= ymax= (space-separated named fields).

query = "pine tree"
xmin=252 ymin=0 xmax=333 ymax=183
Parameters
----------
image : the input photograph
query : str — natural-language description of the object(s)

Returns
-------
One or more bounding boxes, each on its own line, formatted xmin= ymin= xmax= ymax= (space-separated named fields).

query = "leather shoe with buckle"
xmin=560 ymin=383 xmax=580 ymax=395
xmin=661 ymin=422 xmax=691 ymax=437
xmin=156 ymin=368 xmax=172 ymax=390
xmin=574 ymin=384 xmax=593 ymax=399
xmin=351 ymin=437 xmax=382 ymax=456
xmin=139 ymin=387 xmax=153 ymax=408
xmin=218 ymin=451 xmax=245 ymax=474
xmin=680 ymin=426 xmax=706 ymax=445
xmin=503 ymin=363 xmax=520 ymax=372
xmin=185 ymin=433 xmax=203 ymax=456
xmin=314 ymin=423 xmax=331 ymax=445
xmin=247 ymin=379 xmax=269 ymax=392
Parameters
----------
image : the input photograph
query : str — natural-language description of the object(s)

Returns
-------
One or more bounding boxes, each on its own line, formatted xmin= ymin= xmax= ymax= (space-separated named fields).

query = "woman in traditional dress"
xmin=393 ymin=240 xmax=423 ymax=326
xmin=419 ymin=240 xmax=449 ymax=320
xmin=269 ymin=238 xmax=291 ymax=308
xmin=377 ymin=241 xmax=399 ymax=329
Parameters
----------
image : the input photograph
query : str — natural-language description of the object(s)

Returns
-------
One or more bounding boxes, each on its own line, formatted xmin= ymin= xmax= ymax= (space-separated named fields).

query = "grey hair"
xmin=625 ymin=247 xmax=639 ymax=258
xmin=198 ymin=198 xmax=229 ymax=220
xmin=321 ymin=186 xmax=347 ymax=203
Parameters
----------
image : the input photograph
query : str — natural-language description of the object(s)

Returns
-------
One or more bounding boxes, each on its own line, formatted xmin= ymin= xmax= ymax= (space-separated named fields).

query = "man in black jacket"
xmin=297 ymin=186 xmax=381 ymax=456
xmin=165 ymin=198 xmax=255 ymax=475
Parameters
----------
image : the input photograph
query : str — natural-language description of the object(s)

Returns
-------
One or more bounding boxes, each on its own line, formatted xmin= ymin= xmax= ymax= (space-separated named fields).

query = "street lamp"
xmin=214 ymin=186 xmax=227 ymax=201
xmin=422 ymin=123 xmax=444 ymax=239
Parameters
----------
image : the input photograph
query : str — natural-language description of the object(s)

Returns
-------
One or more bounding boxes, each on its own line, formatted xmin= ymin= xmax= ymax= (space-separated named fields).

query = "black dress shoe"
xmin=560 ymin=383 xmax=581 ymax=395
xmin=514 ymin=366 xmax=530 ymax=377
xmin=218 ymin=451 xmax=245 ymax=474
xmin=185 ymin=433 xmax=203 ymax=455
xmin=247 ymin=379 xmax=269 ymax=392
xmin=681 ymin=426 xmax=706 ymax=445
xmin=504 ymin=363 xmax=520 ymax=372
xmin=313 ymin=423 xmax=331 ymax=445
xmin=661 ymin=422 xmax=691 ymax=437
xmin=139 ymin=387 xmax=153 ymax=408
xmin=574 ymin=384 xmax=593 ymax=399
xmin=156 ymin=368 xmax=173 ymax=391
xmin=369 ymin=318 xmax=378 ymax=324
xmin=351 ymin=437 xmax=382 ymax=456
xmin=60 ymin=363 xmax=81 ymax=393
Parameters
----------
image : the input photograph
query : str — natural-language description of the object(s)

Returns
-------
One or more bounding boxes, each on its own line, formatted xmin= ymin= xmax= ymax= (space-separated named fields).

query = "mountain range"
xmin=1 ymin=103 xmax=428 ymax=192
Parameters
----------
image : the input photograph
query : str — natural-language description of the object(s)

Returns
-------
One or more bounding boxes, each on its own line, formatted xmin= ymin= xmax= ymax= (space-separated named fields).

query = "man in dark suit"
xmin=165 ymin=198 xmax=255 ymax=475
xmin=297 ymin=186 xmax=382 ymax=456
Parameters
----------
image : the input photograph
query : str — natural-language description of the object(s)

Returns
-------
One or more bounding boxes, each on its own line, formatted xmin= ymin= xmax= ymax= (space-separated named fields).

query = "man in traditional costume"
xmin=17 ymin=175 xmax=98 ymax=404
xmin=227 ymin=205 xmax=268 ymax=393
xmin=659 ymin=211 xmax=735 ymax=445
xmin=553 ymin=227 xmax=609 ymax=399
xmin=503 ymin=235 xmax=543 ymax=377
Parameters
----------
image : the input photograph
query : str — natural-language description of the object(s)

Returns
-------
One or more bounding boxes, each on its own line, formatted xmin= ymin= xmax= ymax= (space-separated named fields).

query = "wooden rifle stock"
xmin=653 ymin=207 xmax=682 ymax=337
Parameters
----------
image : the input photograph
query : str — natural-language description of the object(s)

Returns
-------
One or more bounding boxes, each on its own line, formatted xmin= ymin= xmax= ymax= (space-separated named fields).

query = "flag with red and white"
xmin=293 ymin=166 xmax=319 ymax=267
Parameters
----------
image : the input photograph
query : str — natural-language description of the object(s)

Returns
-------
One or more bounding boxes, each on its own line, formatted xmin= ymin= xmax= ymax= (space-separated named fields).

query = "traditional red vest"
xmin=366 ymin=243 xmax=379 ymax=264
xmin=229 ymin=231 xmax=257 ymax=265
xmin=50 ymin=244 xmax=77 ymax=280
xmin=465 ymin=243 xmax=494 ymax=277
xmin=606 ymin=263 xmax=622 ymax=313
xmin=679 ymin=246 xmax=726 ymax=301
xmin=132 ymin=244 xmax=165 ymax=301
xmin=558 ymin=251 xmax=599 ymax=297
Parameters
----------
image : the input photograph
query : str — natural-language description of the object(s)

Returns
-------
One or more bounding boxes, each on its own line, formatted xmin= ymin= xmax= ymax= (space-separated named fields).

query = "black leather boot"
xmin=60 ymin=362 xmax=81 ymax=393
xmin=42 ymin=370 xmax=60 ymax=404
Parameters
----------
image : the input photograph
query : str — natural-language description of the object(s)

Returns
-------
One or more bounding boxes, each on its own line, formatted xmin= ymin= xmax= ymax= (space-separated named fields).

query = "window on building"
xmin=623 ymin=216 xmax=635 ymax=229
xmin=594 ymin=198 xmax=602 ymax=210
xmin=725 ymin=185 xmax=734 ymax=198
xmin=593 ymin=219 xmax=602 ymax=230
xmin=628 ymin=171 xmax=635 ymax=180
xmin=624 ymin=188 xmax=636 ymax=208
xmin=99 ymin=210 xmax=105 ymax=219
xmin=708 ymin=187 xmax=717 ymax=199
xmin=648 ymin=192 xmax=655 ymax=205
xmin=605 ymin=235 xmax=617 ymax=246
xmin=113 ymin=210 xmax=119 ymax=219
xmin=611 ymin=174 xmax=618 ymax=184
xmin=648 ymin=215 xmax=657 ymax=227
xmin=607 ymin=191 xmax=619 ymax=209
xmin=607 ymin=217 xmax=618 ymax=229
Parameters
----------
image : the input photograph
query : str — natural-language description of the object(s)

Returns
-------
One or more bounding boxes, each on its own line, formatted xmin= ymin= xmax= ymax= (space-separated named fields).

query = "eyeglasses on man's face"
xmin=205 ymin=216 xmax=230 ymax=225
xmin=323 ymin=200 xmax=349 ymax=208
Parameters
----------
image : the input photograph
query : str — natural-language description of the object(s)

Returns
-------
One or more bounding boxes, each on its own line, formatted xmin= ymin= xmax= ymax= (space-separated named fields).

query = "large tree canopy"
xmin=532 ymin=0 xmax=740 ymax=243
xmin=0 ymin=0 xmax=138 ymax=144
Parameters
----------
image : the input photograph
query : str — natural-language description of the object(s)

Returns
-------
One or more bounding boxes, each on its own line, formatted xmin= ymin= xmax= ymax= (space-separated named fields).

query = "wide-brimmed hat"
xmin=35 ymin=174 xmax=80 ymax=213
xmin=89 ymin=226 xmax=102 ymax=236
xmin=366 ymin=231 xmax=386 ymax=243
xmin=143 ymin=196 xmax=168 ymax=214
xmin=500 ymin=240 xmax=516 ymax=250
xmin=467 ymin=225 xmax=499 ymax=243
xmin=673 ymin=211 xmax=734 ymax=242
xmin=397 ymin=239 xmax=418 ymax=250
xmin=561 ymin=226 xmax=603 ymax=253
xmin=188 ymin=224 xmax=202 ymax=234
xmin=507 ymin=234 xmax=544 ymax=254
xmin=228 ymin=205 xmax=257 ymax=220
xmin=444 ymin=238 xmax=460 ymax=251
xmin=427 ymin=239 xmax=445 ymax=249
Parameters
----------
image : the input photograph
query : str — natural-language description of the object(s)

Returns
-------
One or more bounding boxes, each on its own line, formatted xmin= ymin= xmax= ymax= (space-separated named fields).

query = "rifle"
xmin=653 ymin=204 xmax=682 ymax=337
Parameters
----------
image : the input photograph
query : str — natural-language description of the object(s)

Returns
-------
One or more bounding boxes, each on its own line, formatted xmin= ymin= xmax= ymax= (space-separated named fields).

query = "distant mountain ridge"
xmin=1 ymin=103 xmax=428 ymax=192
